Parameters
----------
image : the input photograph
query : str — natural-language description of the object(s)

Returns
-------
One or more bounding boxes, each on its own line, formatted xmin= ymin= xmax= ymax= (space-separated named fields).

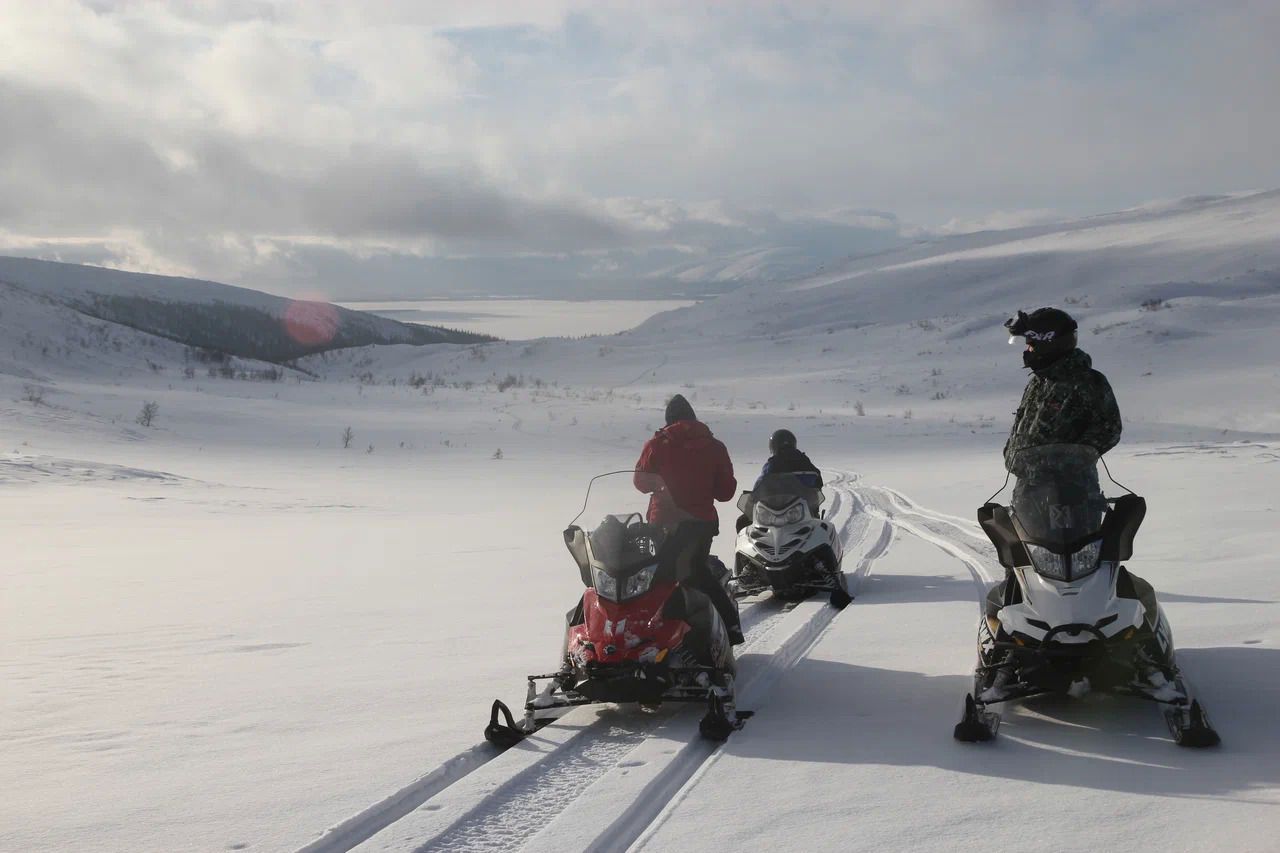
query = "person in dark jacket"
xmin=634 ymin=394 xmax=743 ymax=644
xmin=735 ymin=429 xmax=824 ymax=533
xmin=992 ymin=307 xmax=1151 ymax=614
xmin=1003 ymin=307 xmax=1122 ymax=479
xmin=755 ymin=429 xmax=822 ymax=490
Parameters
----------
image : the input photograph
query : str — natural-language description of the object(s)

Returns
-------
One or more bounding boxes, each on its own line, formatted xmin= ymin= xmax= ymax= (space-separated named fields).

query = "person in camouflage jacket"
xmin=1002 ymin=308 xmax=1122 ymax=478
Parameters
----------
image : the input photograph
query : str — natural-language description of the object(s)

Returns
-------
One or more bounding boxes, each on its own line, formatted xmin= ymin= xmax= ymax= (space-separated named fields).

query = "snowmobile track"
xmin=847 ymin=479 xmax=1003 ymax=607
xmin=303 ymin=473 xmax=884 ymax=853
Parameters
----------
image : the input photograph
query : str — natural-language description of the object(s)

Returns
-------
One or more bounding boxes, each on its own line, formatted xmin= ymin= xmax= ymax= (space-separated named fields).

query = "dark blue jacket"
xmin=755 ymin=447 xmax=822 ymax=490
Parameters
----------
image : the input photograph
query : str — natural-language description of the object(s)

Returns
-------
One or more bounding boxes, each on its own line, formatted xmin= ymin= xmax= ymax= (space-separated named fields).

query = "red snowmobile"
xmin=485 ymin=472 xmax=750 ymax=748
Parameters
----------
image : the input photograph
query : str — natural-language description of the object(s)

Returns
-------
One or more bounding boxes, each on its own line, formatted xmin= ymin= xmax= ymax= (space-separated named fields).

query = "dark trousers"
xmin=665 ymin=520 xmax=741 ymax=632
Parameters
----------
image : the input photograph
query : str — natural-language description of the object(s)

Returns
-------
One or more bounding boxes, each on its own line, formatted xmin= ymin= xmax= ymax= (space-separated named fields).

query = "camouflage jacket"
xmin=1003 ymin=349 xmax=1122 ymax=475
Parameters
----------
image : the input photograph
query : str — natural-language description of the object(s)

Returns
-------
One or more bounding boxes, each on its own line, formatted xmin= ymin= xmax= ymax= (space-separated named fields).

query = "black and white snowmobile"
xmin=484 ymin=472 xmax=751 ymax=750
xmin=731 ymin=473 xmax=851 ymax=609
xmin=954 ymin=443 xmax=1219 ymax=747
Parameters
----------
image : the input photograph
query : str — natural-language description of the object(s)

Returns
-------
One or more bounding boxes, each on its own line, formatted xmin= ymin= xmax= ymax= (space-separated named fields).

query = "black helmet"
xmin=1005 ymin=307 xmax=1078 ymax=371
xmin=769 ymin=429 xmax=797 ymax=455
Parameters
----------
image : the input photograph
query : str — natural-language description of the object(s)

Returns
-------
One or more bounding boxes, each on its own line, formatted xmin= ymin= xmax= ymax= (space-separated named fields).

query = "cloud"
xmin=0 ymin=1 xmax=1277 ymax=296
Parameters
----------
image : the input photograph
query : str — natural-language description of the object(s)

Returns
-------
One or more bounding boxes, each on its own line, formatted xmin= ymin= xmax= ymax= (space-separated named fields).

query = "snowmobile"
xmin=485 ymin=471 xmax=751 ymax=750
xmin=731 ymin=473 xmax=851 ymax=609
xmin=954 ymin=443 xmax=1219 ymax=747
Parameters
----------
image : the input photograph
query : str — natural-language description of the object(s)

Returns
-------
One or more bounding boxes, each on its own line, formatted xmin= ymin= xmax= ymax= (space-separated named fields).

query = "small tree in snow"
xmin=854 ymin=400 xmax=865 ymax=416
xmin=341 ymin=426 xmax=354 ymax=449
xmin=137 ymin=401 xmax=159 ymax=428
xmin=493 ymin=448 xmax=504 ymax=460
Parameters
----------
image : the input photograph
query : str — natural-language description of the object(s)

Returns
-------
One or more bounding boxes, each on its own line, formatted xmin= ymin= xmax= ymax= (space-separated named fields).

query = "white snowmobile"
xmin=732 ymin=472 xmax=851 ymax=609
xmin=954 ymin=443 xmax=1219 ymax=747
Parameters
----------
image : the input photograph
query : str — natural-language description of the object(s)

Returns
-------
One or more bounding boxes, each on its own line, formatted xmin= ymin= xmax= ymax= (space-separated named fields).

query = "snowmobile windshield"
xmin=1009 ymin=444 xmax=1106 ymax=550
xmin=752 ymin=473 xmax=822 ymax=511
xmin=571 ymin=471 xmax=673 ymax=576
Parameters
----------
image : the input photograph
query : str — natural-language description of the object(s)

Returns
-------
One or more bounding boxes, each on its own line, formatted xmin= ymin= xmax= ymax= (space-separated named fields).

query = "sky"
xmin=1 ymin=1 xmax=1278 ymax=299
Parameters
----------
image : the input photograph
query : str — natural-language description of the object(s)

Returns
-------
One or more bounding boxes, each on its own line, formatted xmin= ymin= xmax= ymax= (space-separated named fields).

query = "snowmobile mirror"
xmin=1099 ymin=493 xmax=1146 ymax=563
xmin=563 ymin=526 xmax=592 ymax=586
xmin=978 ymin=503 xmax=1029 ymax=569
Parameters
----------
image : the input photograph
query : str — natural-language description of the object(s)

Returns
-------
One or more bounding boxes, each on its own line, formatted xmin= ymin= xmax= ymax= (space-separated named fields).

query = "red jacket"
xmin=634 ymin=419 xmax=737 ymax=529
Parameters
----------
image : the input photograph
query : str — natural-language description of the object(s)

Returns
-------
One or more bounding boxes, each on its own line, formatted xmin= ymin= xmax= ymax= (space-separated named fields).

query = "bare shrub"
xmin=136 ymin=401 xmax=159 ymax=428
xmin=21 ymin=384 xmax=46 ymax=405
xmin=854 ymin=400 xmax=865 ymax=416
xmin=492 ymin=448 xmax=504 ymax=460
xmin=1140 ymin=298 xmax=1168 ymax=312
xmin=341 ymin=426 xmax=354 ymax=449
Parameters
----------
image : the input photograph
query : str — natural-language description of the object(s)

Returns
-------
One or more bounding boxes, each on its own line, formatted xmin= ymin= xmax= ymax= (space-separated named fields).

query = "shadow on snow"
xmin=725 ymin=646 xmax=1280 ymax=801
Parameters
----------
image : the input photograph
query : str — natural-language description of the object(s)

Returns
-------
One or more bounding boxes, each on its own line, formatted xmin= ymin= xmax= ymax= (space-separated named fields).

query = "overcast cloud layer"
xmin=1 ymin=1 xmax=1277 ymax=298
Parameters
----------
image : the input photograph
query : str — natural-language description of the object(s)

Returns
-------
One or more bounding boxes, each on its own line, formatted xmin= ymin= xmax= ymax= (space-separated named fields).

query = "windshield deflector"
xmin=568 ymin=471 xmax=673 ymax=579
xmin=751 ymin=472 xmax=823 ymax=513
xmin=1009 ymin=444 xmax=1106 ymax=551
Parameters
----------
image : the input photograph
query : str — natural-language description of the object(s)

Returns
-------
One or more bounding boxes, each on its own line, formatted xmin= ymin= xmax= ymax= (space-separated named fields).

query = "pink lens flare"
xmin=283 ymin=300 xmax=340 ymax=347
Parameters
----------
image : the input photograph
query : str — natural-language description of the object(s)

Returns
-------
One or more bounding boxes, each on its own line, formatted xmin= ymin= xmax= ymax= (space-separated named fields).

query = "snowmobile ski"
xmin=953 ymin=693 xmax=1000 ymax=743
xmin=1164 ymin=699 xmax=1221 ymax=748
xmin=698 ymin=692 xmax=754 ymax=741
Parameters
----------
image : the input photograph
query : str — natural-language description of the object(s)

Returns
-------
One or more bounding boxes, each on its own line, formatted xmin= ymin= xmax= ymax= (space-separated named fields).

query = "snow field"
xmin=4 ymin=190 xmax=1279 ymax=852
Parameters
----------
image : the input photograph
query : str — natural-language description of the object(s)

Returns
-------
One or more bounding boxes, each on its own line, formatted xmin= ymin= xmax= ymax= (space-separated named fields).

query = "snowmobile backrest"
xmin=563 ymin=526 xmax=593 ymax=586
xmin=1100 ymin=493 xmax=1146 ymax=563
xmin=978 ymin=503 xmax=1030 ymax=569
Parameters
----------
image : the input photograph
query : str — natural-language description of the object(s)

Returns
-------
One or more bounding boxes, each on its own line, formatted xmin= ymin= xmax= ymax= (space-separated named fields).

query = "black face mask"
xmin=1021 ymin=332 xmax=1076 ymax=371
xmin=1023 ymin=345 xmax=1066 ymax=371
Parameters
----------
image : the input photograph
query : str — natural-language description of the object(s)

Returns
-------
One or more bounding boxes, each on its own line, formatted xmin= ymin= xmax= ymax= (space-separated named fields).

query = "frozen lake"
xmin=337 ymin=298 xmax=697 ymax=340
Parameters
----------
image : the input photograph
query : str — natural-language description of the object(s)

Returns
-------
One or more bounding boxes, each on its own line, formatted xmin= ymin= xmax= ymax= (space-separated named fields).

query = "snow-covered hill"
xmin=0 ymin=255 xmax=492 ymax=365
xmin=3 ymin=191 xmax=1278 ymax=853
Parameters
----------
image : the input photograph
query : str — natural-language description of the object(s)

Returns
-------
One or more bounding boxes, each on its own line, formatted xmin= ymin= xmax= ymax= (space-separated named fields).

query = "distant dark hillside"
xmin=0 ymin=256 xmax=494 ymax=363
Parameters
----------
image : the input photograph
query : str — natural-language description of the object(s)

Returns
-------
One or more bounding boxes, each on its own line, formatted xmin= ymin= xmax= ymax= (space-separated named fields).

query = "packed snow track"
xmin=298 ymin=473 xmax=891 ymax=853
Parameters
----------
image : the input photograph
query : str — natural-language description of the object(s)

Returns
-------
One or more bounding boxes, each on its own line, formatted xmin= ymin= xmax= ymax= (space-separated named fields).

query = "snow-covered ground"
xmin=3 ymin=191 xmax=1279 ymax=852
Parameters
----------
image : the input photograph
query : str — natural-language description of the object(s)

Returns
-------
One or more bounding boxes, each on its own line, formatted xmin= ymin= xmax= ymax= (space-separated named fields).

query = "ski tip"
xmin=954 ymin=694 xmax=999 ymax=743
xmin=1172 ymin=701 xmax=1218 ymax=747
xmin=484 ymin=699 xmax=527 ymax=751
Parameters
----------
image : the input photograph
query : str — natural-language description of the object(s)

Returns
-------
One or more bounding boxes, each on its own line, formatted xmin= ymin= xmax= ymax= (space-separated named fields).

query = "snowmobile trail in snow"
xmin=303 ymin=473 xmax=881 ymax=853
xmin=847 ymin=478 xmax=1002 ymax=608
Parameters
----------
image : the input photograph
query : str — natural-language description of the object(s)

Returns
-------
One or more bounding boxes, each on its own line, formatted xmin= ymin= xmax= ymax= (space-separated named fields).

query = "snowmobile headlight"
xmin=622 ymin=563 xmax=658 ymax=600
xmin=755 ymin=501 xmax=806 ymax=527
xmin=592 ymin=567 xmax=619 ymax=601
xmin=1070 ymin=538 xmax=1103 ymax=580
xmin=1026 ymin=544 xmax=1068 ymax=581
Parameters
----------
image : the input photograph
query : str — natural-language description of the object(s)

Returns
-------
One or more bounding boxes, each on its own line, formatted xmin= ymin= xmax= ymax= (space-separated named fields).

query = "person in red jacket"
xmin=634 ymin=394 xmax=743 ymax=644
